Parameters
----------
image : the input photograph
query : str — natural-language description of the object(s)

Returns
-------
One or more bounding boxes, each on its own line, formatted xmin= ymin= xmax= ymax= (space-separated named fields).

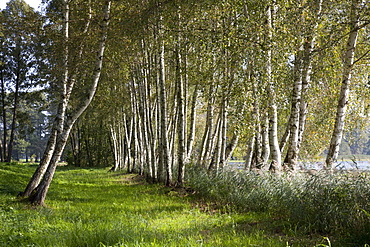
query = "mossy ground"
xmin=1 ymin=163 xmax=329 ymax=246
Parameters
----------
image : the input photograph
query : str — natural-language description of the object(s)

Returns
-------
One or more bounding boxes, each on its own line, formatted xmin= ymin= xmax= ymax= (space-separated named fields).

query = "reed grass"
xmin=187 ymin=165 xmax=370 ymax=246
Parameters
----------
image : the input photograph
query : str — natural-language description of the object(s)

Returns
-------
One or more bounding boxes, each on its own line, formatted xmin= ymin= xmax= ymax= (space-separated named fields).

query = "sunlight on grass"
xmin=0 ymin=163 xmax=324 ymax=247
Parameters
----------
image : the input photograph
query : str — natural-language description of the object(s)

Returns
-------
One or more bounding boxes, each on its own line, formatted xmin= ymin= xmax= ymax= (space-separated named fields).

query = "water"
xmin=300 ymin=160 xmax=370 ymax=171
xmin=228 ymin=160 xmax=370 ymax=171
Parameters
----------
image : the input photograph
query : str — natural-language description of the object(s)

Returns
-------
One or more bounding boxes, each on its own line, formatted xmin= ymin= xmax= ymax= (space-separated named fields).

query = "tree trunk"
xmin=284 ymin=52 xmax=303 ymax=167
xmin=1 ymin=68 xmax=7 ymax=162
xmin=186 ymin=84 xmax=198 ymax=162
xmin=22 ymin=0 xmax=72 ymax=197
xmin=208 ymin=114 xmax=222 ymax=171
xmin=25 ymin=0 xmax=111 ymax=205
xmin=244 ymin=136 xmax=255 ymax=171
xmin=176 ymin=44 xmax=186 ymax=186
xmin=199 ymin=84 xmax=215 ymax=168
xmin=266 ymin=3 xmax=281 ymax=172
xmin=285 ymin=0 xmax=322 ymax=169
xmin=158 ymin=32 xmax=172 ymax=185
xmin=219 ymin=97 xmax=228 ymax=169
xmin=261 ymin=113 xmax=270 ymax=166
xmin=326 ymin=0 xmax=360 ymax=169
xmin=7 ymin=46 xmax=21 ymax=162
xmin=225 ymin=132 xmax=239 ymax=162
xmin=110 ymin=123 xmax=120 ymax=171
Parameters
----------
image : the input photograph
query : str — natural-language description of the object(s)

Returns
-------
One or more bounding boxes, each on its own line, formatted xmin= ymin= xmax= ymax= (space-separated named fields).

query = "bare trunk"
xmin=7 ymin=52 xmax=21 ymax=162
xmin=286 ymin=0 xmax=322 ymax=168
xmin=219 ymin=98 xmax=228 ymax=169
xmin=1 ymin=70 xmax=7 ymax=162
xmin=158 ymin=34 xmax=172 ymax=185
xmin=284 ymin=52 xmax=303 ymax=167
xmin=22 ymin=0 xmax=72 ymax=197
xmin=25 ymin=0 xmax=111 ymax=205
xmin=244 ymin=136 xmax=255 ymax=170
xmin=326 ymin=0 xmax=360 ymax=168
xmin=186 ymin=84 xmax=198 ymax=162
xmin=261 ymin=113 xmax=270 ymax=166
xmin=176 ymin=45 xmax=186 ymax=186
xmin=279 ymin=116 xmax=291 ymax=154
xmin=29 ymin=128 xmax=71 ymax=205
xmin=208 ymin=114 xmax=222 ymax=171
xmin=225 ymin=132 xmax=239 ymax=161
xmin=110 ymin=123 xmax=120 ymax=171
xmin=200 ymin=84 xmax=216 ymax=167
xmin=266 ymin=3 xmax=281 ymax=171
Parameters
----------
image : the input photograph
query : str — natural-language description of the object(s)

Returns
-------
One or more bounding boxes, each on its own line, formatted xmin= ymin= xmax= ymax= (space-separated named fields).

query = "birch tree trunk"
xmin=176 ymin=46 xmax=186 ymax=186
xmin=261 ymin=113 xmax=270 ymax=166
xmin=158 ymin=30 xmax=172 ymax=185
xmin=244 ymin=136 xmax=254 ymax=171
xmin=197 ymin=84 xmax=215 ymax=167
xmin=286 ymin=0 xmax=322 ymax=168
xmin=284 ymin=52 xmax=303 ymax=167
xmin=225 ymin=132 xmax=239 ymax=162
xmin=266 ymin=2 xmax=281 ymax=172
xmin=219 ymin=97 xmax=228 ymax=169
xmin=110 ymin=123 xmax=120 ymax=171
xmin=208 ymin=114 xmax=222 ymax=171
xmin=326 ymin=0 xmax=360 ymax=169
xmin=22 ymin=0 xmax=72 ymax=198
xmin=25 ymin=0 xmax=111 ymax=205
xmin=186 ymin=84 xmax=198 ymax=162
xmin=22 ymin=0 xmax=97 ymax=197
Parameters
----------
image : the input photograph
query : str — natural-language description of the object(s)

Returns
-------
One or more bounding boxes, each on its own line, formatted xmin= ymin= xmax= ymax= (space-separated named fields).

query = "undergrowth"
xmin=186 ymin=165 xmax=370 ymax=246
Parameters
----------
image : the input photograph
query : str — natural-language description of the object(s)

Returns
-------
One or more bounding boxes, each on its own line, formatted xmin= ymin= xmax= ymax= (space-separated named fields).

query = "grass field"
xmin=0 ymin=163 xmax=353 ymax=246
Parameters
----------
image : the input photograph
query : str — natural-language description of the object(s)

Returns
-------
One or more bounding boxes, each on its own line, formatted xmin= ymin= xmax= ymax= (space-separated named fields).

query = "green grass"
xmin=187 ymin=166 xmax=370 ymax=246
xmin=1 ymin=163 xmax=335 ymax=247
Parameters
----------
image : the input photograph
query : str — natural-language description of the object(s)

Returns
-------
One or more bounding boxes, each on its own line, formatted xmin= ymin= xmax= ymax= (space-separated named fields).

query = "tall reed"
xmin=186 ymin=165 xmax=370 ymax=245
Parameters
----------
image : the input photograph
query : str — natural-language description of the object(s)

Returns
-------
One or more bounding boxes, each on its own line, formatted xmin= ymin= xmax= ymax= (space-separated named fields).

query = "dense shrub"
xmin=186 ymin=166 xmax=370 ymax=245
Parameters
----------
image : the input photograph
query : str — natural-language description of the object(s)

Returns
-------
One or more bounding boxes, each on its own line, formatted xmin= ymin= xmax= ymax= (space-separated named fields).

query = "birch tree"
xmin=284 ymin=0 xmax=323 ymax=168
xmin=265 ymin=1 xmax=281 ymax=171
xmin=326 ymin=0 xmax=363 ymax=168
xmin=22 ymin=0 xmax=111 ymax=205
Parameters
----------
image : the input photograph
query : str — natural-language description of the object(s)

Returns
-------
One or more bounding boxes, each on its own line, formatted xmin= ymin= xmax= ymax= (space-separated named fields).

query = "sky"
xmin=0 ymin=0 xmax=42 ymax=10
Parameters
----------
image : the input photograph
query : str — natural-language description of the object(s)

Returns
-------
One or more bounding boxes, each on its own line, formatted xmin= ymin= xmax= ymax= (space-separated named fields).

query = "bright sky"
xmin=0 ymin=0 xmax=42 ymax=10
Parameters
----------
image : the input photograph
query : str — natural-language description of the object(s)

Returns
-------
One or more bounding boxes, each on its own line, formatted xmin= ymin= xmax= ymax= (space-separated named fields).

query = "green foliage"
xmin=187 ymin=166 xmax=370 ymax=246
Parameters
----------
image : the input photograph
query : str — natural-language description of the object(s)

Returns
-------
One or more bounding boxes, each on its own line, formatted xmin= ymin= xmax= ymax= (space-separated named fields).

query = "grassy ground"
xmin=1 ymin=163 xmax=332 ymax=247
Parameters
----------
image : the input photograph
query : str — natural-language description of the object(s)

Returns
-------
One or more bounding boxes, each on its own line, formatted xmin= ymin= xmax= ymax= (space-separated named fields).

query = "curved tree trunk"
xmin=326 ymin=0 xmax=360 ymax=169
xmin=25 ymin=0 xmax=111 ymax=206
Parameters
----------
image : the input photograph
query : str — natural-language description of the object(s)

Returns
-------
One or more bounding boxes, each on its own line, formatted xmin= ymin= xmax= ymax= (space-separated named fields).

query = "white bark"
xmin=198 ymin=84 xmax=215 ymax=167
xmin=296 ymin=0 xmax=322 ymax=160
xmin=158 ymin=34 xmax=172 ymax=185
xmin=266 ymin=3 xmax=281 ymax=171
xmin=244 ymin=136 xmax=254 ymax=171
xmin=27 ymin=0 xmax=112 ymax=205
xmin=176 ymin=45 xmax=186 ymax=186
xmin=186 ymin=85 xmax=198 ymax=162
xmin=284 ymin=52 xmax=303 ymax=166
xmin=326 ymin=0 xmax=360 ymax=168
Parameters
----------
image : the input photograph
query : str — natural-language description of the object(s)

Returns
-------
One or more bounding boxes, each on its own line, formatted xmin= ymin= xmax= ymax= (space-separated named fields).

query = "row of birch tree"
xmin=7 ymin=0 xmax=368 ymax=204
xmin=87 ymin=0 xmax=369 ymax=184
